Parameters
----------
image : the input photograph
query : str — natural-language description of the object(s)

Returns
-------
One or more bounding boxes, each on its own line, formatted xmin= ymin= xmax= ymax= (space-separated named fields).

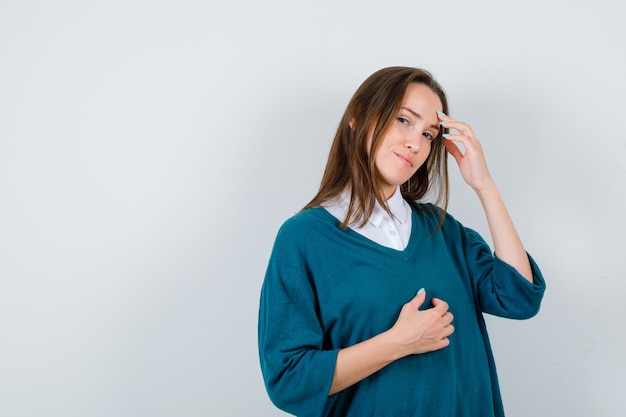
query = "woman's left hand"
xmin=438 ymin=112 xmax=495 ymax=193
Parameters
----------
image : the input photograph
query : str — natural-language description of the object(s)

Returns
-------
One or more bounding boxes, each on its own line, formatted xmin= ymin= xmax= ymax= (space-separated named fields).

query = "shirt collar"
xmin=323 ymin=186 xmax=410 ymax=228
xmin=369 ymin=186 xmax=409 ymax=227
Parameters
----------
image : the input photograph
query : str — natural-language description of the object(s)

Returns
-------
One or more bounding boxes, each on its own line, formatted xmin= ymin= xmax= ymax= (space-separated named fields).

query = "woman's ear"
xmin=349 ymin=118 xmax=356 ymax=130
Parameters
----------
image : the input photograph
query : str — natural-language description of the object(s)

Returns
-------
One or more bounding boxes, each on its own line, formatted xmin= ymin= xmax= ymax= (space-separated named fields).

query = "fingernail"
xmin=442 ymin=133 xmax=451 ymax=138
xmin=437 ymin=110 xmax=447 ymax=117
xmin=417 ymin=288 xmax=425 ymax=295
xmin=439 ymin=120 xmax=448 ymax=125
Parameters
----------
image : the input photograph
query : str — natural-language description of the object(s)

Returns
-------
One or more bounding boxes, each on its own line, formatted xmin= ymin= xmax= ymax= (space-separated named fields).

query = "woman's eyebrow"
xmin=400 ymin=107 xmax=440 ymax=131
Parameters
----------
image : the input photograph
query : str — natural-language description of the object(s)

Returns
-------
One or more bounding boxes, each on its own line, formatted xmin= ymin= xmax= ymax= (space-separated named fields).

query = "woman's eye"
xmin=423 ymin=132 xmax=434 ymax=140
xmin=397 ymin=117 xmax=409 ymax=125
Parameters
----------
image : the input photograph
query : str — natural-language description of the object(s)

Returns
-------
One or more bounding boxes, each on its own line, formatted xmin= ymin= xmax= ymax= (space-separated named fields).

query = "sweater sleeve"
xmin=258 ymin=257 xmax=338 ymax=416
xmin=462 ymin=227 xmax=546 ymax=320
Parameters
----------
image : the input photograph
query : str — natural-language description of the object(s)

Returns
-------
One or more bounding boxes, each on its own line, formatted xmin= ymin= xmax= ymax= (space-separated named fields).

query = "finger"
xmin=436 ymin=111 xmax=458 ymax=123
xmin=436 ymin=336 xmax=451 ymax=349
xmin=437 ymin=113 xmax=475 ymax=135
xmin=442 ymin=324 xmax=455 ymax=338
xmin=440 ymin=121 xmax=475 ymax=137
xmin=444 ymin=132 xmax=480 ymax=159
xmin=431 ymin=298 xmax=449 ymax=312
xmin=407 ymin=288 xmax=426 ymax=310
xmin=436 ymin=110 xmax=449 ymax=120
xmin=443 ymin=130 xmax=472 ymax=145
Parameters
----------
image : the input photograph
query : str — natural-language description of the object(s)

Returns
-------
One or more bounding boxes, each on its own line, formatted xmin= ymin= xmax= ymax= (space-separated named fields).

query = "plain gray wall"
xmin=1 ymin=0 xmax=624 ymax=416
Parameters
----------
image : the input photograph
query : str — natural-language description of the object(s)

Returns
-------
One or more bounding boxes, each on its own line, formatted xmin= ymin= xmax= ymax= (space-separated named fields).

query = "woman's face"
xmin=370 ymin=83 xmax=443 ymax=199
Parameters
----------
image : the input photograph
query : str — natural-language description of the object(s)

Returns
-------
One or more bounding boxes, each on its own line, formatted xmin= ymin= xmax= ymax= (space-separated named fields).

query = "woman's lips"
xmin=395 ymin=152 xmax=413 ymax=167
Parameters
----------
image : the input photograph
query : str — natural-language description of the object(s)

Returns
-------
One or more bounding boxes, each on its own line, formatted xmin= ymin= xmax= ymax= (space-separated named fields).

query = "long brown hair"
xmin=303 ymin=66 xmax=450 ymax=229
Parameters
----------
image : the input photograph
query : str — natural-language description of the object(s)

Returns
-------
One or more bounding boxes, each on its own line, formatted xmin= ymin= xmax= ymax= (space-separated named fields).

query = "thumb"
xmin=443 ymin=137 xmax=463 ymax=162
xmin=408 ymin=288 xmax=426 ymax=309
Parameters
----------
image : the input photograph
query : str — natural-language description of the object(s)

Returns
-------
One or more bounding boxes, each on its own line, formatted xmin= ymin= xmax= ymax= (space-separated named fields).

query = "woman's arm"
xmin=329 ymin=291 xmax=454 ymax=395
xmin=474 ymin=185 xmax=533 ymax=282
xmin=438 ymin=112 xmax=533 ymax=283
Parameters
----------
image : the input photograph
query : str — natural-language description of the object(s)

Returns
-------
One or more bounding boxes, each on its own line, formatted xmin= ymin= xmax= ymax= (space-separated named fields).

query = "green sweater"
xmin=258 ymin=204 xmax=545 ymax=417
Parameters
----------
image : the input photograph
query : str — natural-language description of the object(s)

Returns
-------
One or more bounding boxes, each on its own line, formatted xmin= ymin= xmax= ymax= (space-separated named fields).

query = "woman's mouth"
xmin=395 ymin=152 xmax=413 ymax=167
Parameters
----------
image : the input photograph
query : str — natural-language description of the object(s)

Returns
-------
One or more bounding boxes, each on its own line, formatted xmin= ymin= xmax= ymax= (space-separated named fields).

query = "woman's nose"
xmin=405 ymin=133 xmax=421 ymax=151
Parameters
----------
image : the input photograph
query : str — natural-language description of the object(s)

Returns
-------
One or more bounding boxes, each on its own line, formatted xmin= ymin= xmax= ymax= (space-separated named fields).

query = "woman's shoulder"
xmin=275 ymin=207 xmax=337 ymax=239
xmin=410 ymin=201 xmax=450 ymax=223
xmin=410 ymin=201 xmax=442 ymax=215
xmin=281 ymin=206 xmax=333 ymax=226
xmin=409 ymin=201 xmax=467 ymax=234
xmin=269 ymin=207 xmax=339 ymax=264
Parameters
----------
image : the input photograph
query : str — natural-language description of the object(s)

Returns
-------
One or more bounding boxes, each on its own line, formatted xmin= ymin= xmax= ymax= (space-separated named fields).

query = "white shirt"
xmin=322 ymin=187 xmax=412 ymax=250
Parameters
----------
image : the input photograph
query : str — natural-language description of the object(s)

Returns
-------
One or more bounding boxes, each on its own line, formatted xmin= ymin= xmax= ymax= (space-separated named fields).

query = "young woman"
xmin=258 ymin=66 xmax=545 ymax=417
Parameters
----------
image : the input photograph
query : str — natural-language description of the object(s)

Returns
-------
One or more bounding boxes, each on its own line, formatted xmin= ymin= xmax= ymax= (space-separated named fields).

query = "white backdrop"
xmin=1 ymin=1 xmax=625 ymax=416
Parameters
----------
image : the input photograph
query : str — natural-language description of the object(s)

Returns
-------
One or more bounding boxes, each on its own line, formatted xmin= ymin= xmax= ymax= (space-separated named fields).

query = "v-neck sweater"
xmin=258 ymin=204 xmax=546 ymax=417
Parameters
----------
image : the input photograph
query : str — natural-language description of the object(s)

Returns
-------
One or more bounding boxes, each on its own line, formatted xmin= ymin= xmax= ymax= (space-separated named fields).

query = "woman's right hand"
xmin=387 ymin=289 xmax=455 ymax=357
xmin=329 ymin=289 xmax=455 ymax=395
